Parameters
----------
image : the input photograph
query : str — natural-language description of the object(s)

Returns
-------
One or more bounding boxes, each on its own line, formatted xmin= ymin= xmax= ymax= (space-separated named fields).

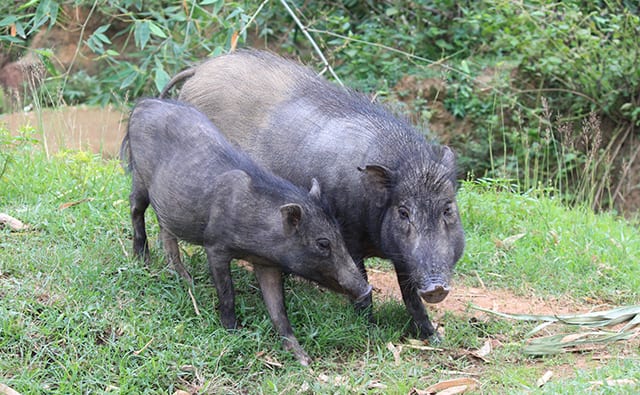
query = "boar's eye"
xmin=315 ymin=238 xmax=331 ymax=255
xmin=443 ymin=203 xmax=456 ymax=221
xmin=443 ymin=204 xmax=452 ymax=216
xmin=398 ymin=206 xmax=410 ymax=221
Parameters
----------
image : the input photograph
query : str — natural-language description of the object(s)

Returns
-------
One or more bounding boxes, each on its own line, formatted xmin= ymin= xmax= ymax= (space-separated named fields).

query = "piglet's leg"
xmin=205 ymin=247 xmax=237 ymax=330
xmin=253 ymin=265 xmax=312 ymax=366
xmin=352 ymin=256 xmax=374 ymax=319
xmin=159 ymin=227 xmax=192 ymax=283
xmin=129 ymin=187 xmax=150 ymax=264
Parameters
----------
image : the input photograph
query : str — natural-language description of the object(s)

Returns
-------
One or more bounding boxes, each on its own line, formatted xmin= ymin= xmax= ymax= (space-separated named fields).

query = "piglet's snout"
xmin=353 ymin=284 xmax=373 ymax=304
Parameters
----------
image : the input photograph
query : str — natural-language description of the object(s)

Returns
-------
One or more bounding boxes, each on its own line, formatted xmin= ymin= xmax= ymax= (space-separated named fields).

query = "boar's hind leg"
xmin=159 ymin=227 xmax=193 ymax=283
xmin=130 ymin=186 xmax=150 ymax=264
xmin=396 ymin=271 xmax=438 ymax=342
xmin=205 ymin=247 xmax=237 ymax=330
xmin=253 ymin=265 xmax=312 ymax=366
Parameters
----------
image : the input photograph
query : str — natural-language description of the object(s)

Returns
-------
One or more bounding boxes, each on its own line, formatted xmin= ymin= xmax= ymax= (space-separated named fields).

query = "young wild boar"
xmin=160 ymin=50 xmax=465 ymax=341
xmin=120 ymin=98 xmax=372 ymax=365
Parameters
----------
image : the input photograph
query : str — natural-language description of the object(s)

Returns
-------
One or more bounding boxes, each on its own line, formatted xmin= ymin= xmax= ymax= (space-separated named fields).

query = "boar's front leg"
xmin=205 ymin=247 xmax=237 ymax=329
xmin=253 ymin=264 xmax=312 ymax=366
xmin=160 ymin=227 xmax=193 ymax=283
xmin=397 ymin=271 xmax=438 ymax=341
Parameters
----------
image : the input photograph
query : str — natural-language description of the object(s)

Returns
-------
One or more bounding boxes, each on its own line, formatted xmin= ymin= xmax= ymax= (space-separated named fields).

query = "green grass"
xmin=458 ymin=179 xmax=640 ymax=303
xmin=1 ymin=140 xmax=639 ymax=394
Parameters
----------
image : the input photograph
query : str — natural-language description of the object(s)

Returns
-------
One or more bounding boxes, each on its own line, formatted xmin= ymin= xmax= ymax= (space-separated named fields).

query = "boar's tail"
xmin=119 ymin=132 xmax=132 ymax=173
xmin=158 ymin=68 xmax=196 ymax=98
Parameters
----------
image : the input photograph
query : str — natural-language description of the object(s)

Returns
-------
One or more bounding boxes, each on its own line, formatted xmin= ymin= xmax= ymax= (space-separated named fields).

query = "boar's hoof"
xmin=220 ymin=316 xmax=239 ymax=330
xmin=419 ymin=283 xmax=450 ymax=304
xmin=426 ymin=332 xmax=443 ymax=345
xmin=284 ymin=338 xmax=312 ymax=366
xmin=172 ymin=265 xmax=193 ymax=284
xmin=295 ymin=349 xmax=312 ymax=367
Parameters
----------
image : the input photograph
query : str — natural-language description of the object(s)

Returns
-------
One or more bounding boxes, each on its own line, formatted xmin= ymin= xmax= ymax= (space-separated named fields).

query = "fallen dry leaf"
xmin=494 ymin=232 xmax=526 ymax=249
xmin=367 ymin=380 xmax=387 ymax=390
xmin=172 ymin=391 xmax=191 ymax=395
xmin=470 ymin=340 xmax=492 ymax=361
xmin=536 ymin=370 xmax=553 ymax=387
xmin=187 ymin=288 xmax=200 ymax=316
xmin=230 ymin=31 xmax=239 ymax=51
xmin=387 ymin=342 xmax=402 ymax=365
xmin=317 ymin=374 xmax=349 ymax=387
xmin=405 ymin=338 xmax=444 ymax=352
xmin=256 ymin=352 xmax=283 ymax=368
xmin=415 ymin=377 xmax=480 ymax=394
xmin=0 ymin=213 xmax=28 ymax=231
xmin=588 ymin=378 xmax=637 ymax=390
xmin=0 ymin=383 xmax=22 ymax=395
xmin=133 ymin=337 xmax=154 ymax=355
xmin=437 ymin=385 xmax=471 ymax=395
xmin=59 ymin=198 xmax=94 ymax=210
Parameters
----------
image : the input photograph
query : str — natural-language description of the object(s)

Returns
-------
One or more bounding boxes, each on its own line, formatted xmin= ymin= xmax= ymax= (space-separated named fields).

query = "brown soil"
xmin=1 ymin=105 xmax=127 ymax=158
xmin=368 ymin=269 xmax=587 ymax=317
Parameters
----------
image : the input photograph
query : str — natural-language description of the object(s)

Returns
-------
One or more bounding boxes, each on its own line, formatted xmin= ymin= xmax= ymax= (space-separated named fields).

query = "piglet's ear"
xmin=309 ymin=178 xmax=322 ymax=200
xmin=280 ymin=203 xmax=303 ymax=236
xmin=358 ymin=164 xmax=394 ymax=206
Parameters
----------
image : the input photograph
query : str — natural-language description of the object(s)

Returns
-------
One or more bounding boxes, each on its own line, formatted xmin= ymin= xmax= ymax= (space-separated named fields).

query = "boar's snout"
xmin=418 ymin=280 xmax=450 ymax=304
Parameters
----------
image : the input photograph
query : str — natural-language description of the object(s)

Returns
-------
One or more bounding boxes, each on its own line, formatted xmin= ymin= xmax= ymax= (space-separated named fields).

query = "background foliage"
xmin=1 ymin=0 xmax=639 ymax=212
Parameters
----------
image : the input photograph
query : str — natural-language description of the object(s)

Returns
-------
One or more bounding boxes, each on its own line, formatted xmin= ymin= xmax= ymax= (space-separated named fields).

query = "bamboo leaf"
xmin=472 ymin=304 xmax=640 ymax=355
xmin=621 ymin=312 xmax=640 ymax=332
xmin=524 ymin=331 xmax=635 ymax=355
xmin=471 ymin=304 xmax=640 ymax=328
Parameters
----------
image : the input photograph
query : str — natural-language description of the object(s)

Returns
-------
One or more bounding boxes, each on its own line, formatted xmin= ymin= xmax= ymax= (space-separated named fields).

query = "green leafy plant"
xmin=0 ymin=0 xmax=258 ymax=107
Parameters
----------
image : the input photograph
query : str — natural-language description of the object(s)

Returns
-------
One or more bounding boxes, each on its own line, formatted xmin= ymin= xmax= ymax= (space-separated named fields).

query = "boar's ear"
xmin=358 ymin=164 xmax=394 ymax=206
xmin=309 ymin=178 xmax=322 ymax=200
xmin=440 ymin=146 xmax=456 ymax=169
xmin=280 ymin=203 xmax=303 ymax=236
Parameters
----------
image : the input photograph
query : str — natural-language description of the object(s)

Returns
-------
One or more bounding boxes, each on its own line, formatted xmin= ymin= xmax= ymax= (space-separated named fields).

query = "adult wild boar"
xmin=160 ymin=50 xmax=465 ymax=340
xmin=121 ymin=98 xmax=372 ymax=365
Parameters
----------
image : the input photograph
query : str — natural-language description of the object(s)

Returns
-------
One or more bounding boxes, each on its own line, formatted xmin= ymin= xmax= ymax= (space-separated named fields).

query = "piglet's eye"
xmin=398 ymin=206 xmax=410 ymax=220
xmin=316 ymin=238 xmax=331 ymax=251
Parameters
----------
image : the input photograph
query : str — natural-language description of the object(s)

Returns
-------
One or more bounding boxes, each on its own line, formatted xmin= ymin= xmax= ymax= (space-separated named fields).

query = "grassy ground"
xmin=1 ymin=137 xmax=639 ymax=394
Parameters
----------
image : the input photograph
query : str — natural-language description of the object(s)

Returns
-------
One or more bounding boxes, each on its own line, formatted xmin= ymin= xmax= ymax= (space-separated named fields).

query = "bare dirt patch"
xmin=368 ymin=269 xmax=588 ymax=317
xmin=369 ymin=269 xmax=639 ymax=383
xmin=1 ymin=105 xmax=127 ymax=157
